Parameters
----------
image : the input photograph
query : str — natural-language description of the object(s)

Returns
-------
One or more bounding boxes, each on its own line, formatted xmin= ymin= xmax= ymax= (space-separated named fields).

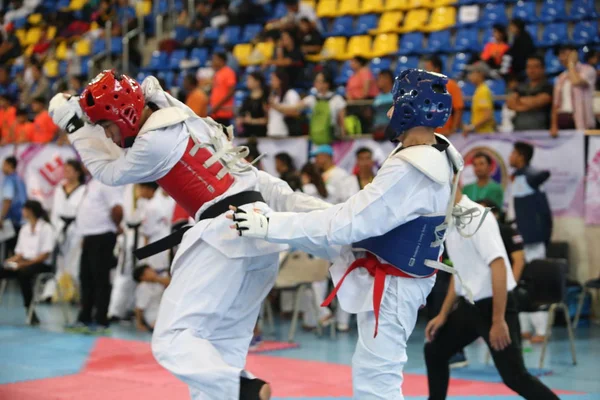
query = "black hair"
xmin=133 ymin=264 xmax=151 ymax=283
xmin=213 ymin=52 xmax=228 ymax=63
xmin=16 ymin=107 xmax=29 ymax=117
xmin=514 ymin=141 xmax=534 ymax=165
xmin=352 ymin=56 xmax=369 ymax=67
xmin=248 ymin=71 xmax=267 ymax=92
xmin=510 ymin=18 xmax=525 ymax=33
xmin=301 ymin=162 xmax=328 ymax=199
xmin=527 ymin=54 xmax=545 ymax=68
xmin=184 ymin=73 xmax=198 ymax=87
xmin=584 ymin=50 xmax=599 ymax=64
xmin=355 ymin=147 xmax=372 ymax=157
xmin=316 ymin=71 xmax=333 ymax=88
xmin=477 ymin=198 xmax=505 ymax=222
xmin=4 ymin=156 xmax=17 ymax=169
xmin=65 ymin=159 xmax=86 ymax=185
xmin=275 ymin=152 xmax=296 ymax=172
xmin=272 ymin=68 xmax=291 ymax=102
xmin=492 ymin=24 xmax=508 ymax=43
xmin=473 ymin=151 xmax=492 ymax=165
xmin=424 ymin=55 xmax=444 ymax=72
xmin=32 ymin=96 xmax=46 ymax=105
xmin=555 ymin=44 xmax=578 ymax=56
xmin=23 ymin=200 xmax=50 ymax=222
xmin=378 ymin=69 xmax=394 ymax=82
xmin=139 ymin=181 xmax=159 ymax=191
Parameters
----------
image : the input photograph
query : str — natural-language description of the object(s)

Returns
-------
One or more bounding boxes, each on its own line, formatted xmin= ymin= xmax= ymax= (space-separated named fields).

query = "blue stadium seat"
xmin=13 ymin=16 xmax=28 ymax=29
xmin=169 ymin=49 xmax=187 ymax=69
xmin=272 ymin=2 xmax=288 ymax=20
xmin=203 ymin=27 xmax=221 ymax=42
xmin=370 ymin=57 xmax=392 ymax=75
xmin=136 ymin=72 xmax=150 ymax=83
xmin=425 ymin=30 xmax=451 ymax=54
xmin=398 ymin=32 xmax=424 ymax=55
xmin=59 ymin=61 xmax=68 ymax=77
xmin=328 ymin=16 xmax=353 ymax=37
xmin=545 ymin=49 xmax=564 ymax=75
xmin=234 ymin=90 xmax=248 ymax=109
xmin=93 ymin=39 xmax=106 ymax=54
xmin=157 ymin=71 xmax=175 ymax=89
xmin=512 ymin=1 xmax=537 ymax=22
xmin=494 ymin=110 xmax=502 ymax=126
xmin=449 ymin=52 xmax=469 ymax=78
xmin=478 ymin=4 xmax=509 ymax=27
xmin=110 ymin=37 xmax=123 ymax=55
xmin=156 ymin=0 xmax=169 ymax=14
xmin=56 ymin=0 xmax=70 ymax=9
xmin=572 ymin=21 xmax=598 ymax=46
xmin=395 ymin=56 xmax=419 ymax=75
xmin=487 ymin=79 xmax=506 ymax=106
xmin=459 ymin=80 xmax=476 ymax=108
xmin=190 ymin=48 xmax=209 ymax=66
xmin=539 ymin=23 xmax=568 ymax=47
xmin=10 ymin=64 xmax=24 ymax=78
xmin=146 ymin=51 xmax=169 ymax=71
xmin=454 ymin=28 xmax=479 ymax=52
xmin=174 ymin=26 xmax=191 ymax=43
xmin=568 ymin=0 xmax=599 ymax=21
xmin=242 ymin=24 xmax=262 ymax=43
xmin=335 ymin=61 xmax=354 ymax=85
xmin=539 ymin=0 xmax=567 ymax=23
xmin=222 ymin=26 xmax=242 ymax=46
xmin=355 ymin=14 xmax=378 ymax=35
xmin=526 ymin=24 xmax=539 ymax=46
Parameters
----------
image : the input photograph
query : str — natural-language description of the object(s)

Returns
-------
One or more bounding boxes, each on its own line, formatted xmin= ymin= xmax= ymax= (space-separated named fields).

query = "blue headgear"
xmin=387 ymin=69 xmax=452 ymax=141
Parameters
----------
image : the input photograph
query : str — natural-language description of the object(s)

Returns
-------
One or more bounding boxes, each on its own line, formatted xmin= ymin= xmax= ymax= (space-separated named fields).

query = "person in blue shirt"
xmin=1 ymin=156 xmax=27 ymax=257
xmin=0 ymin=67 xmax=19 ymax=100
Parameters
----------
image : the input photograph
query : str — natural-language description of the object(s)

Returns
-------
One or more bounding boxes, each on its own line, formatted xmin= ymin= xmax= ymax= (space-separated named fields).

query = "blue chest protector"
xmin=353 ymin=215 xmax=446 ymax=278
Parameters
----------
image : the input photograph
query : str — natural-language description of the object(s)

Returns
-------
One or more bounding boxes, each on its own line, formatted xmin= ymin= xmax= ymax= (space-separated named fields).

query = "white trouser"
xmin=352 ymin=275 xmax=433 ymax=400
xmin=152 ymin=242 xmax=279 ymax=400
xmin=108 ymin=273 xmax=136 ymax=319
xmin=520 ymin=242 xmax=548 ymax=336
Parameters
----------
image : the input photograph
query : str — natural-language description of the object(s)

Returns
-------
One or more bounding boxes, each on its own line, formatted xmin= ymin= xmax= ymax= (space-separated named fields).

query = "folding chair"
xmin=573 ymin=278 xmax=600 ymax=328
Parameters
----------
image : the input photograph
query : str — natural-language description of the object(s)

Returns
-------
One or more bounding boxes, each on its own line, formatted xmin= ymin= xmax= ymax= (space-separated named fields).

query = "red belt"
xmin=321 ymin=253 xmax=436 ymax=337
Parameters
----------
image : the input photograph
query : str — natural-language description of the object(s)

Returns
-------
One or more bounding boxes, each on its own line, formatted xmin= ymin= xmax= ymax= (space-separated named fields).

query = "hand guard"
xmin=231 ymin=208 xmax=269 ymax=239
xmin=141 ymin=75 xmax=163 ymax=104
xmin=49 ymin=93 xmax=85 ymax=134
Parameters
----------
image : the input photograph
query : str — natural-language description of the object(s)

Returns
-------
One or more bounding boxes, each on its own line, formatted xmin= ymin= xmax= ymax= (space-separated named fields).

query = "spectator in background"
xmin=550 ymin=45 xmax=597 ymax=136
xmin=0 ymin=66 xmax=18 ymax=100
xmin=31 ymin=25 xmax=52 ymax=58
xmin=1 ymin=156 xmax=27 ymax=257
xmin=463 ymin=152 xmax=504 ymax=208
xmin=6 ymin=107 xmax=35 ymax=144
xmin=93 ymin=0 xmax=116 ymax=26
xmin=464 ymin=61 xmax=496 ymax=134
xmin=20 ymin=62 xmax=50 ymax=106
xmin=506 ymin=19 xmax=535 ymax=79
xmin=264 ymin=30 xmax=304 ymax=85
xmin=346 ymin=56 xmax=378 ymax=101
xmin=268 ymin=69 xmax=302 ymax=137
xmin=480 ymin=24 xmax=510 ymax=70
xmin=115 ymin=0 xmax=137 ymax=33
xmin=133 ymin=264 xmax=171 ymax=332
xmin=30 ymin=97 xmax=58 ymax=143
xmin=275 ymin=152 xmax=302 ymax=192
xmin=237 ymin=71 xmax=268 ymax=137
xmin=209 ymin=52 xmax=236 ymax=125
xmin=68 ymin=75 xmax=86 ymax=95
xmin=138 ymin=182 xmax=174 ymax=273
xmin=424 ymin=56 xmax=464 ymax=136
xmin=182 ymin=74 xmax=208 ymax=117
xmin=265 ymin=0 xmax=321 ymax=34
xmin=371 ymin=69 xmax=394 ymax=139
xmin=0 ymin=94 xmax=16 ymax=140
xmin=506 ymin=55 xmax=553 ymax=131
xmin=299 ymin=17 xmax=323 ymax=56
xmin=0 ymin=200 xmax=54 ymax=325
xmin=0 ymin=23 xmax=22 ymax=65
xmin=584 ymin=50 xmax=600 ymax=91
xmin=355 ymin=147 xmax=375 ymax=190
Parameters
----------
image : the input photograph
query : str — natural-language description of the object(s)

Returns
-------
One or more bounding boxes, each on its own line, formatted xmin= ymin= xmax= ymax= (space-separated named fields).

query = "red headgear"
xmin=79 ymin=70 xmax=145 ymax=147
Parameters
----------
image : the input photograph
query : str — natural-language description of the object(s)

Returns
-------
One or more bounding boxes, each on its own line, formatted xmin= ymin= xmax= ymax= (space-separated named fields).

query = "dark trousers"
xmin=424 ymin=294 xmax=559 ymax=400
xmin=78 ymin=232 xmax=116 ymax=326
xmin=0 ymin=263 xmax=51 ymax=308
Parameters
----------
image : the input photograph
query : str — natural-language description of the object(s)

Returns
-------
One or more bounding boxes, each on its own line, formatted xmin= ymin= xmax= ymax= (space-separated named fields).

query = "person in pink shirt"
xmin=346 ymin=56 xmax=379 ymax=100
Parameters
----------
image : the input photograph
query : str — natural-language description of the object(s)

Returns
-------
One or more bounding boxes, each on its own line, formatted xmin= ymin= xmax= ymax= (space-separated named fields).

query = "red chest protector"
xmin=157 ymin=138 xmax=234 ymax=218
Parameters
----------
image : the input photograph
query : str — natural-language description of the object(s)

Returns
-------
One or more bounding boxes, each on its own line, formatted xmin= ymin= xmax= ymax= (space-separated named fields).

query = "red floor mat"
xmin=248 ymin=340 xmax=299 ymax=353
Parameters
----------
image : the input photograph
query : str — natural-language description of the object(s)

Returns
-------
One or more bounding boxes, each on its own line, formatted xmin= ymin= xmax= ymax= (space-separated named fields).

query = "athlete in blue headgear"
xmin=228 ymin=69 xmax=477 ymax=399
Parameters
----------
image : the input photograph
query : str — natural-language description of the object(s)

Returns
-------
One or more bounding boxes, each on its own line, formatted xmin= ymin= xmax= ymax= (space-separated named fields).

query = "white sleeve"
xmin=40 ymin=223 xmax=56 ymax=255
xmin=472 ymin=212 xmax=507 ymax=266
xmin=302 ymin=95 xmax=316 ymax=110
xmin=266 ymin=159 xmax=433 ymax=255
xmin=284 ymin=90 xmax=301 ymax=105
xmin=257 ymin=171 xmax=332 ymax=213
xmin=141 ymin=205 xmax=161 ymax=238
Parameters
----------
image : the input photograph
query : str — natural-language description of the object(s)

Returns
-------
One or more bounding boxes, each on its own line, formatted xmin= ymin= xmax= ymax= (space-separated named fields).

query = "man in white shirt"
xmin=72 ymin=178 xmax=123 ymax=332
xmin=424 ymin=188 xmax=559 ymax=400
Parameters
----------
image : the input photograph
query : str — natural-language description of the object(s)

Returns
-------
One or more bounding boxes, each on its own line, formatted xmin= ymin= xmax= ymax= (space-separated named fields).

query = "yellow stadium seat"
xmin=24 ymin=28 xmax=42 ymax=46
xmin=15 ymin=29 xmax=26 ymax=46
xmin=369 ymin=11 xmax=403 ymax=34
xmin=385 ymin=0 xmax=410 ymax=11
xmin=74 ymin=39 xmax=91 ymax=56
xmin=316 ymin=0 xmax=337 ymax=18
xmin=55 ymin=41 xmax=68 ymax=60
xmin=301 ymin=0 xmax=316 ymax=9
xmin=44 ymin=59 xmax=59 ymax=78
xmin=136 ymin=1 xmax=152 ymax=17
xmin=423 ymin=6 xmax=456 ymax=32
xmin=360 ymin=0 xmax=385 ymax=13
xmin=46 ymin=26 xmax=57 ymax=40
xmin=69 ymin=0 xmax=88 ymax=11
xmin=233 ymin=44 xmax=253 ymax=66
xmin=250 ymin=42 xmax=275 ymax=65
xmin=342 ymin=35 xmax=372 ymax=60
xmin=28 ymin=13 xmax=42 ymax=25
xmin=337 ymin=0 xmax=360 ymax=15
xmin=90 ymin=21 xmax=100 ymax=31
xmin=306 ymin=36 xmax=347 ymax=62
xmin=370 ymin=33 xmax=399 ymax=57
xmin=398 ymin=9 xmax=429 ymax=32
xmin=24 ymin=44 xmax=34 ymax=57
xmin=432 ymin=0 xmax=457 ymax=6
xmin=408 ymin=0 xmax=435 ymax=9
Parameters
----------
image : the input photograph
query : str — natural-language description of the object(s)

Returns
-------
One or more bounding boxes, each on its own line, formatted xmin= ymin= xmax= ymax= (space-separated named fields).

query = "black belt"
xmin=133 ymin=191 xmax=264 ymax=261
xmin=60 ymin=216 xmax=76 ymax=233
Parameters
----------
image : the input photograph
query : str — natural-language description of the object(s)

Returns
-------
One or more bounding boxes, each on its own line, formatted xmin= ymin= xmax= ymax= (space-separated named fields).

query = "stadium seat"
xmin=110 ymin=37 xmax=123 ymax=54
xmin=24 ymin=44 xmax=34 ymax=57
xmin=432 ymin=0 xmax=457 ymax=7
xmin=28 ymin=13 xmax=42 ymax=25
xmin=233 ymin=43 xmax=253 ymax=66
xmin=478 ymin=3 xmax=508 ymax=27
xmin=13 ymin=17 xmax=27 ymax=29
xmin=424 ymin=30 xmax=451 ymax=53
xmin=251 ymin=41 xmax=275 ymax=64
xmin=423 ymin=7 xmax=456 ymax=32
xmin=344 ymin=35 xmax=373 ymax=59
xmin=371 ymin=33 xmax=399 ymax=57
xmin=14 ymin=29 xmax=26 ymax=46
xmin=203 ymin=27 xmax=220 ymax=42
xmin=137 ymin=72 xmax=150 ymax=84
xmin=316 ymin=0 xmax=337 ymax=18
xmin=147 ymin=51 xmax=169 ymax=71
xmin=157 ymin=71 xmax=175 ymax=89
xmin=568 ymin=0 xmax=599 ymax=21
xmin=56 ymin=41 xmax=69 ymax=59
xmin=512 ymin=1 xmax=537 ymax=22
xmin=46 ymin=26 xmax=57 ymax=40
xmin=190 ymin=48 xmax=209 ymax=66
xmin=454 ymin=28 xmax=479 ymax=52
xmin=395 ymin=55 xmax=420 ymax=74
xmin=92 ymin=39 xmax=106 ymax=54
xmin=24 ymin=28 xmax=42 ymax=46
xmin=174 ymin=26 xmax=191 ymax=43
xmin=306 ymin=36 xmax=347 ymax=61
xmin=370 ymin=11 xmax=403 ymax=34
xmin=221 ymin=26 xmax=242 ymax=46
xmin=234 ymin=90 xmax=248 ymax=110
xmin=327 ymin=16 xmax=354 ymax=37
xmin=539 ymin=23 xmax=568 ymax=47
xmin=458 ymin=80 xmax=475 ymax=108
xmin=450 ymin=52 xmax=469 ymax=78
xmin=398 ymin=32 xmax=424 ymax=54
xmin=136 ymin=1 xmax=152 ymax=17
xmin=59 ymin=61 xmax=68 ymax=77
xmin=408 ymin=0 xmax=435 ymax=9
xmin=335 ymin=61 xmax=354 ymax=85
xmin=337 ymin=0 xmax=361 ymax=16
xmin=398 ymin=9 xmax=429 ymax=33
xmin=370 ymin=57 xmax=393 ymax=75
xmin=169 ymin=49 xmax=187 ymax=69
xmin=43 ymin=59 xmax=59 ymax=79
xmin=544 ymin=49 xmax=564 ymax=75
xmin=572 ymin=21 xmax=598 ymax=46
xmin=355 ymin=14 xmax=379 ymax=35
xmin=242 ymin=24 xmax=262 ymax=43
xmin=526 ymin=24 xmax=539 ymax=46
xmin=539 ymin=0 xmax=567 ymax=23
xmin=69 ymin=0 xmax=87 ymax=10
xmin=487 ymin=79 xmax=506 ymax=106
xmin=360 ymin=0 xmax=385 ymax=14
xmin=302 ymin=0 xmax=316 ymax=9
xmin=272 ymin=1 xmax=288 ymax=19
xmin=385 ymin=0 xmax=410 ymax=10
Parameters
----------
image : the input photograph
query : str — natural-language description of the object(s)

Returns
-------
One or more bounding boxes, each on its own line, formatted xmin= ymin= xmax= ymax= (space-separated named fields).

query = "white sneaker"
xmin=336 ymin=323 xmax=350 ymax=332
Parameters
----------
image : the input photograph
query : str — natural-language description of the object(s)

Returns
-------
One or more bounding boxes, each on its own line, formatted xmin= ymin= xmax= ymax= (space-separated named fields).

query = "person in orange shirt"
xmin=31 ymin=97 xmax=59 ymax=143
xmin=481 ymin=24 xmax=510 ymax=70
xmin=0 ymin=94 xmax=17 ymax=142
xmin=209 ymin=52 xmax=237 ymax=125
xmin=182 ymin=74 xmax=208 ymax=117
xmin=4 ymin=108 xmax=35 ymax=144
xmin=346 ymin=56 xmax=379 ymax=100
xmin=424 ymin=56 xmax=464 ymax=136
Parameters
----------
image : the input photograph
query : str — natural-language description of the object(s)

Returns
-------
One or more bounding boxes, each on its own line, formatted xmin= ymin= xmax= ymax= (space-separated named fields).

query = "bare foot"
xmin=259 ymin=383 xmax=271 ymax=400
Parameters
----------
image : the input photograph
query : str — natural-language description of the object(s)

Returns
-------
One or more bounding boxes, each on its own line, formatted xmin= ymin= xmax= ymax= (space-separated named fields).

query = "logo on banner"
xmin=463 ymin=146 xmax=509 ymax=188
xmin=39 ymin=156 xmax=65 ymax=186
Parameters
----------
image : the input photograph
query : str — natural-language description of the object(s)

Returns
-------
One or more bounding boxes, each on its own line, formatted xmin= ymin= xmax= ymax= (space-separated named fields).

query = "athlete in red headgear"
xmin=49 ymin=70 xmax=331 ymax=400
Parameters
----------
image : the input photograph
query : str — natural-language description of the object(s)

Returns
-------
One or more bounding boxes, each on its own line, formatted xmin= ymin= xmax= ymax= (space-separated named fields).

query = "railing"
xmin=122 ymin=13 xmax=146 ymax=75
xmin=87 ymin=20 xmax=112 ymax=78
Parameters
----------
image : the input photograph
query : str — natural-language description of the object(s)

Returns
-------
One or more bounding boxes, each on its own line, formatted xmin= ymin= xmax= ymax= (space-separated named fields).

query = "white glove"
xmin=48 ymin=93 xmax=85 ymax=134
xmin=141 ymin=75 xmax=163 ymax=105
xmin=230 ymin=208 xmax=269 ymax=239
